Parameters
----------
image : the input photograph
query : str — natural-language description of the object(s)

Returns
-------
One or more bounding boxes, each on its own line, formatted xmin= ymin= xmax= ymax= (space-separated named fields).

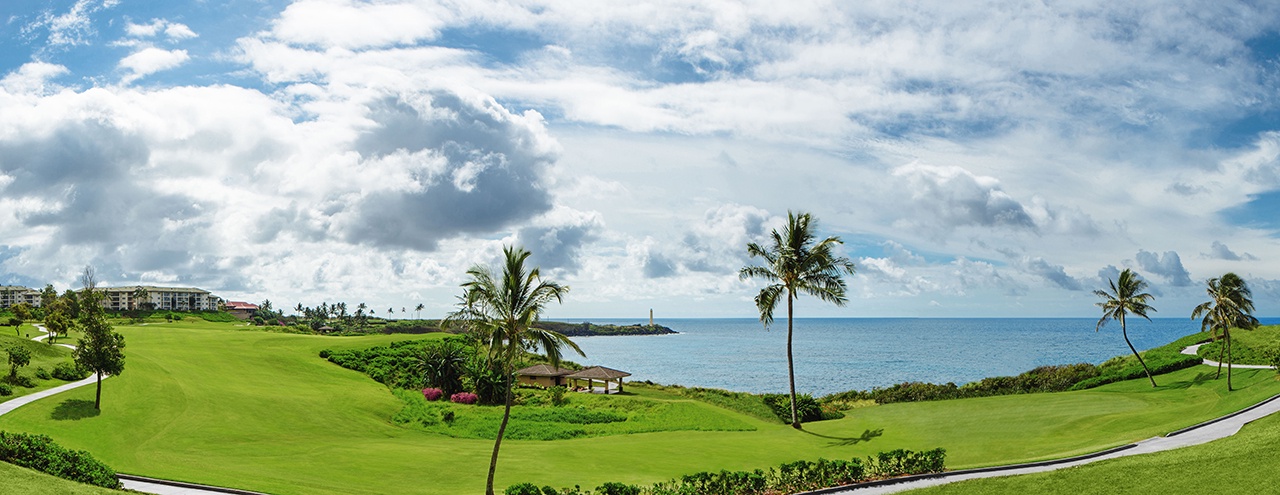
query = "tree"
xmin=40 ymin=284 xmax=58 ymax=309
xmin=415 ymin=303 xmax=425 ymax=319
xmin=132 ymin=286 xmax=151 ymax=311
xmin=7 ymin=317 xmax=20 ymax=336
xmin=1191 ymin=272 xmax=1259 ymax=391
xmin=443 ymin=245 xmax=583 ymax=495
xmin=6 ymin=344 xmax=30 ymax=380
xmin=739 ymin=211 xmax=855 ymax=429
xmin=72 ymin=266 xmax=126 ymax=410
xmin=1094 ymin=269 xmax=1158 ymax=388
xmin=415 ymin=340 xmax=468 ymax=396
xmin=43 ymin=297 xmax=75 ymax=345
xmin=61 ymin=290 xmax=81 ymax=320
xmin=11 ymin=303 xmax=33 ymax=323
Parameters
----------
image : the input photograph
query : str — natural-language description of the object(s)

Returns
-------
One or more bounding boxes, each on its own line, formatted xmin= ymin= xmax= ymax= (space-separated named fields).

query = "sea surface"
xmin=557 ymin=318 xmax=1280 ymax=396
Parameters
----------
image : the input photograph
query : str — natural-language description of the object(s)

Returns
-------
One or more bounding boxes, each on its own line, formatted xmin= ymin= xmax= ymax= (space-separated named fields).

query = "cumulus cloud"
xmin=1004 ymin=254 xmax=1084 ymax=291
xmin=1 ymin=62 xmax=69 ymax=95
xmin=513 ymin=208 xmax=604 ymax=274
xmin=641 ymin=204 xmax=776 ymax=278
xmin=119 ymin=47 xmax=190 ymax=82
xmin=891 ymin=162 xmax=1035 ymax=233
xmin=1134 ymin=250 xmax=1192 ymax=287
xmin=22 ymin=0 xmax=117 ymax=49
xmin=1204 ymin=240 xmax=1258 ymax=261
xmin=124 ymin=19 xmax=198 ymax=40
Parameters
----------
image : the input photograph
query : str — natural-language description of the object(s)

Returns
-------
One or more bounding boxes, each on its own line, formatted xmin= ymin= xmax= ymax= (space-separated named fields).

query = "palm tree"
xmin=1094 ymin=269 xmax=1158 ymax=388
xmin=739 ymin=211 xmax=855 ymax=429
xmin=132 ymin=286 xmax=150 ymax=311
xmin=443 ymin=245 xmax=583 ymax=495
xmin=1191 ymin=273 xmax=1259 ymax=391
xmin=415 ymin=303 xmax=425 ymax=319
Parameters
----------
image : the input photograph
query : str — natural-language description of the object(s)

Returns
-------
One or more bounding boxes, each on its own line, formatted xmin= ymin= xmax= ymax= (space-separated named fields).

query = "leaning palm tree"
xmin=1094 ymin=269 xmax=1158 ymax=387
xmin=739 ymin=211 xmax=855 ymax=429
xmin=443 ymin=245 xmax=584 ymax=495
xmin=1191 ymin=273 xmax=1259 ymax=391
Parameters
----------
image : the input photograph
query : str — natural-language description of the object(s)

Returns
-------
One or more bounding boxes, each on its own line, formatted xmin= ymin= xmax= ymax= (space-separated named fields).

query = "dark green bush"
xmin=34 ymin=367 xmax=51 ymax=380
xmin=595 ymin=482 xmax=642 ymax=495
xmin=8 ymin=375 xmax=35 ymax=388
xmin=0 ymin=383 xmax=11 ymax=396
xmin=512 ymin=448 xmax=940 ymax=495
xmin=51 ymin=361 xmax=89 ymax=381
xmin=0 ymin=431 xmax=121 ymax=489
xmin=762 ymin=393 xmax=825 ymax=423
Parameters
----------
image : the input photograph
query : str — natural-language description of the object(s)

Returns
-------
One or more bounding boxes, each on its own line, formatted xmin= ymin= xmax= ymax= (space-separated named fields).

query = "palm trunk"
xmin=486 ymin=365 xmax=512 ymax=495
xmin=1216 ymin=328 xmax=1225 ymax=379
xmin=1121 ymin=315 xmax=1156 ymax=388
xmin=1226 ymin=330 xmax=1233 ymax=392
xmin=94 ymin=373 xmax=102 ymax=410
xmin=787 ymin=292 xmax=800 ymax=430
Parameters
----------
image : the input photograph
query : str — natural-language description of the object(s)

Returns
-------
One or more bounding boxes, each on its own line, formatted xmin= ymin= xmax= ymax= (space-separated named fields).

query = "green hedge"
xmin=0 ymin=431 xmax=121 ymax=489
xmin=506 ymin=448 xmax=944 ymax=495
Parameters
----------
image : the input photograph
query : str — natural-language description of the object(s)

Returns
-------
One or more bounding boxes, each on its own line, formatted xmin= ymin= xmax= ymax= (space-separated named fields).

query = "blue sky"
xmin=2 ymin=0 xmax=1280 ymax=318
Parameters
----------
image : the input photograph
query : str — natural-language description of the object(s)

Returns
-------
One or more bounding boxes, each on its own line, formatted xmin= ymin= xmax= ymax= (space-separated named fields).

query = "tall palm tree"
xmin=1191 ymin=273 xmax=1259 ymax=391
xmin=415 ymin=303 xmax=425 ymax=319
xmin=739 ymin=211 xmax=855 ymax=429
xmin=1094 ymin=269 xmax=1158 ymax=388
xmin=443 ymin=245 xmax=583 ymax=495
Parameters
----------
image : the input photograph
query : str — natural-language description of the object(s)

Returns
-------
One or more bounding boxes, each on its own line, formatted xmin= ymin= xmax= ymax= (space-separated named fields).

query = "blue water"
xmin=559 ymin=318 xmax=1280 ymax=396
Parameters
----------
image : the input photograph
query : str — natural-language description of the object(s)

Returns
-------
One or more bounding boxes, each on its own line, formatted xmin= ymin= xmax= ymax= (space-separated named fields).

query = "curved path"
xmin=818 ymin=349 xmax=1280 ymax=495
xmin=1 ymin=324 xmax=257 ymax=495
xmin=1180 ymin=343 xmax=1273 ymax=369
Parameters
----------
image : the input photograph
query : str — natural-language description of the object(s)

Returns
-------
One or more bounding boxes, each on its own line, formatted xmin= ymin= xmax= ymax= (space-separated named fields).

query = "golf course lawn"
xmin=910 ymin=394 xmax=1280 ymax=495
xmin=1 ymin=320 xmax=1278 ymax=494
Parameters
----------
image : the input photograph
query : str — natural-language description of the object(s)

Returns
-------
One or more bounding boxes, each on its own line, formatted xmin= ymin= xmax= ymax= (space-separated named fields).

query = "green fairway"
xmin=0 ymin=321 xmax=1277 ymax=494
xmin=908 ymin=395 xmax=1280 ymax=495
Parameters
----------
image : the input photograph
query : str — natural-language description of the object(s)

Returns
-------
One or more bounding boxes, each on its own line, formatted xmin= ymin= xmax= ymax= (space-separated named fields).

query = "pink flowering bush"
xmin=450 ymin=392 xmax=478 ymax=405
xmin=422 ymin=388 xmax=444 ymax=401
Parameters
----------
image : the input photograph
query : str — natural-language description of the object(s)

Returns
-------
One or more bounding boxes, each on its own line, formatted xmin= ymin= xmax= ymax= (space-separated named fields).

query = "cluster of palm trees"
xmin=1094 ymin=268 xmax=1260 ymax=391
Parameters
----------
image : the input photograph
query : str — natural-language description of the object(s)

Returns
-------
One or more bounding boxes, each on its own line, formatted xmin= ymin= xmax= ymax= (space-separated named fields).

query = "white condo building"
xmin=101 ymin=286 xmax=220 ymax=311
xmin=0 ymin=286 xmax=41 ymax=308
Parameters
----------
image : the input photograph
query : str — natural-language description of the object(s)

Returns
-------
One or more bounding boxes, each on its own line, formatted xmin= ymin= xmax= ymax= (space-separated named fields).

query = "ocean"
xmin=558 ymin=318 xmax=1280 ymax=396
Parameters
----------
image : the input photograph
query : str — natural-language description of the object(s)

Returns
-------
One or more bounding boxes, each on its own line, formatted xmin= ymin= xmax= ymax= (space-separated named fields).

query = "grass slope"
xmin=910 ymin=393 xmax=1280 ymax=495
xmin=0 ymin=327 xmax=81 ymax=401
xmin=0 ymin=461 xmax=123 ymax=494
xmin=1198 ymin=324 xmax=1280 ymax=366
xmin=0 ymin=321 xmax=1277 ymax=494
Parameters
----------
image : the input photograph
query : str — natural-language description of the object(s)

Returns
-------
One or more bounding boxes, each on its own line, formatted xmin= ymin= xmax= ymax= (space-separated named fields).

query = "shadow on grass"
xmin=800 ymin=427 xmax=884 ymax=447
xmin=1162 ymin=371 xmax=1218 ymax=390
xmin=51 ymin=399 xmax=99 ymax=421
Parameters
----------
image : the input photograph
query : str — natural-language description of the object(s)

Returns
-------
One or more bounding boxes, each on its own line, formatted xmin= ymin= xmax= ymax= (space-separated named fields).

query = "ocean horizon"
xmin=553 ymin=317 xmax=1280 ymax=396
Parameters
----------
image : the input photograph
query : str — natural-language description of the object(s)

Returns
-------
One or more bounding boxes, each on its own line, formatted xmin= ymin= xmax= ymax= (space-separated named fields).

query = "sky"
xmin=1 ymin=0 xmax=1280 ymax=319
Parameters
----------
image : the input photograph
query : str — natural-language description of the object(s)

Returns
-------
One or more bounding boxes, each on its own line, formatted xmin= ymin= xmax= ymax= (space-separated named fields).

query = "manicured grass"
xmin=0 ymin=461 xmax=123 ymax=494
xmin=908 ymin=391 xmax=1280 ymax=495
xmin=0 ymin=321 xmax=1277 ymax=494
xmin=1198 ymin=324 xmax=1280 ymax=366
xmin=0 ymin=329 xmax=82 ymax=402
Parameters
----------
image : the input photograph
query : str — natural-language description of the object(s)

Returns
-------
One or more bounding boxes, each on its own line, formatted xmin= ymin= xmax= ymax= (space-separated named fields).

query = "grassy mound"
xmin=0 ymin=328 xmax=83 ymax=401
xmin=1197 ymin=324 xmax=1280 ymax=367
xmin=0 ymin=461 xmax=122 ymax=494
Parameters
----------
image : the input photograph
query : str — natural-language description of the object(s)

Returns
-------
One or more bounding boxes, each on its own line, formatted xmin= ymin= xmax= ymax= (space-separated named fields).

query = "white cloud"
xmin=119 ymin=47 xmax=190 ymax=82
xmin=124 ymin=19 xmax=198 ymax=40
xmin=1 ymin=62 xmax=69 ymax=95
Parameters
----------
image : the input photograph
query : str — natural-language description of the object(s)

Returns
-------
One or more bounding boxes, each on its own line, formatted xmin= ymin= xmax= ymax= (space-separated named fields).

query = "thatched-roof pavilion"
xmin=566 ymin=366 xmax=631 ymax=394
xmin=515 ymin=364 xmax=575 ymax=388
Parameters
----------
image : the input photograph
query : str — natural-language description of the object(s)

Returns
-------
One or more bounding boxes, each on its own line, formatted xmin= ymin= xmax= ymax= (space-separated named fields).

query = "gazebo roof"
xmin=516 ymin=364 xmax=575 ymax=377
xmin=566 ymin=366 xmax=631 ymax=381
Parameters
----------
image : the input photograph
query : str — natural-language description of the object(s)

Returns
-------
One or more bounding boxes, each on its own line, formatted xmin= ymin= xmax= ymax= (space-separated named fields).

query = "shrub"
xmin=52 ymin=362 xmax=89 ymax=381
xmin=9 ymin=375 xmax=35 ymax=388
xmin=0 ymin=383 xmax=11 ymax=396
xmin=595 ymin=482 xmax=642 ymax=495
xmin=1266 ymin=345 xmax=1280 ymax=375
xmin=762 ymin=393 xmax=824 ymax=423
xmin=34 ymin=367 xmax=51 ymax=380
xmin=0 ymin=431 xmax=122 ymax=489
xmin=422 ymin=387 xmax=444 ymax=401
xmin=549 ymin=385 xmax=568 ymax=406
xmin=450 ymin=392 xmax=479 ymax=405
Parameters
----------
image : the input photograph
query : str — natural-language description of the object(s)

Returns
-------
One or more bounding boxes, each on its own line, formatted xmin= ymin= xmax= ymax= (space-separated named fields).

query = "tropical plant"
xmin=1191 ymin=272 xmax=1259 ymax=391
xmin=443 ymin=245 xmax=583 ymax=495
xmin=414 ymin=340 xmax=468 ymax=396
xmin=72 ymin=266 xmax=126 ymax=410
xmin=42 ymin=297 xmax=74 ymax=345
xmin=131 ymin=286 xmax=151 ymax=311
xmin=415 ymin=303 xmax=425 ymax=319
xmin=1093 ymin=268 xmax=1158 ymax=387
xmin=739 ymin=211 xmax=855 ymax=429
xmin=6 ymin=345 xmax=31 ymax=380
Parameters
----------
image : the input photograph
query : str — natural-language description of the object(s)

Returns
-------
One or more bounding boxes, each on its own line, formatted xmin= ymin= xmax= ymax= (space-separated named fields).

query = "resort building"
xmin=0 ymin=286 xmax=41 ymax=308
xmin=223 ymin=301 xmax=259 ymax=320
xmin=515 ymin=365 xmax=632 ymax=394
xmin=100 ymin=286 xmax=220 ymax=312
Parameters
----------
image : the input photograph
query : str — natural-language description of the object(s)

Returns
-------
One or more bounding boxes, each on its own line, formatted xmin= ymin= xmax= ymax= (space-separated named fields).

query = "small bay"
xmin=561 ymin=317 xmax=1280 ymax=396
